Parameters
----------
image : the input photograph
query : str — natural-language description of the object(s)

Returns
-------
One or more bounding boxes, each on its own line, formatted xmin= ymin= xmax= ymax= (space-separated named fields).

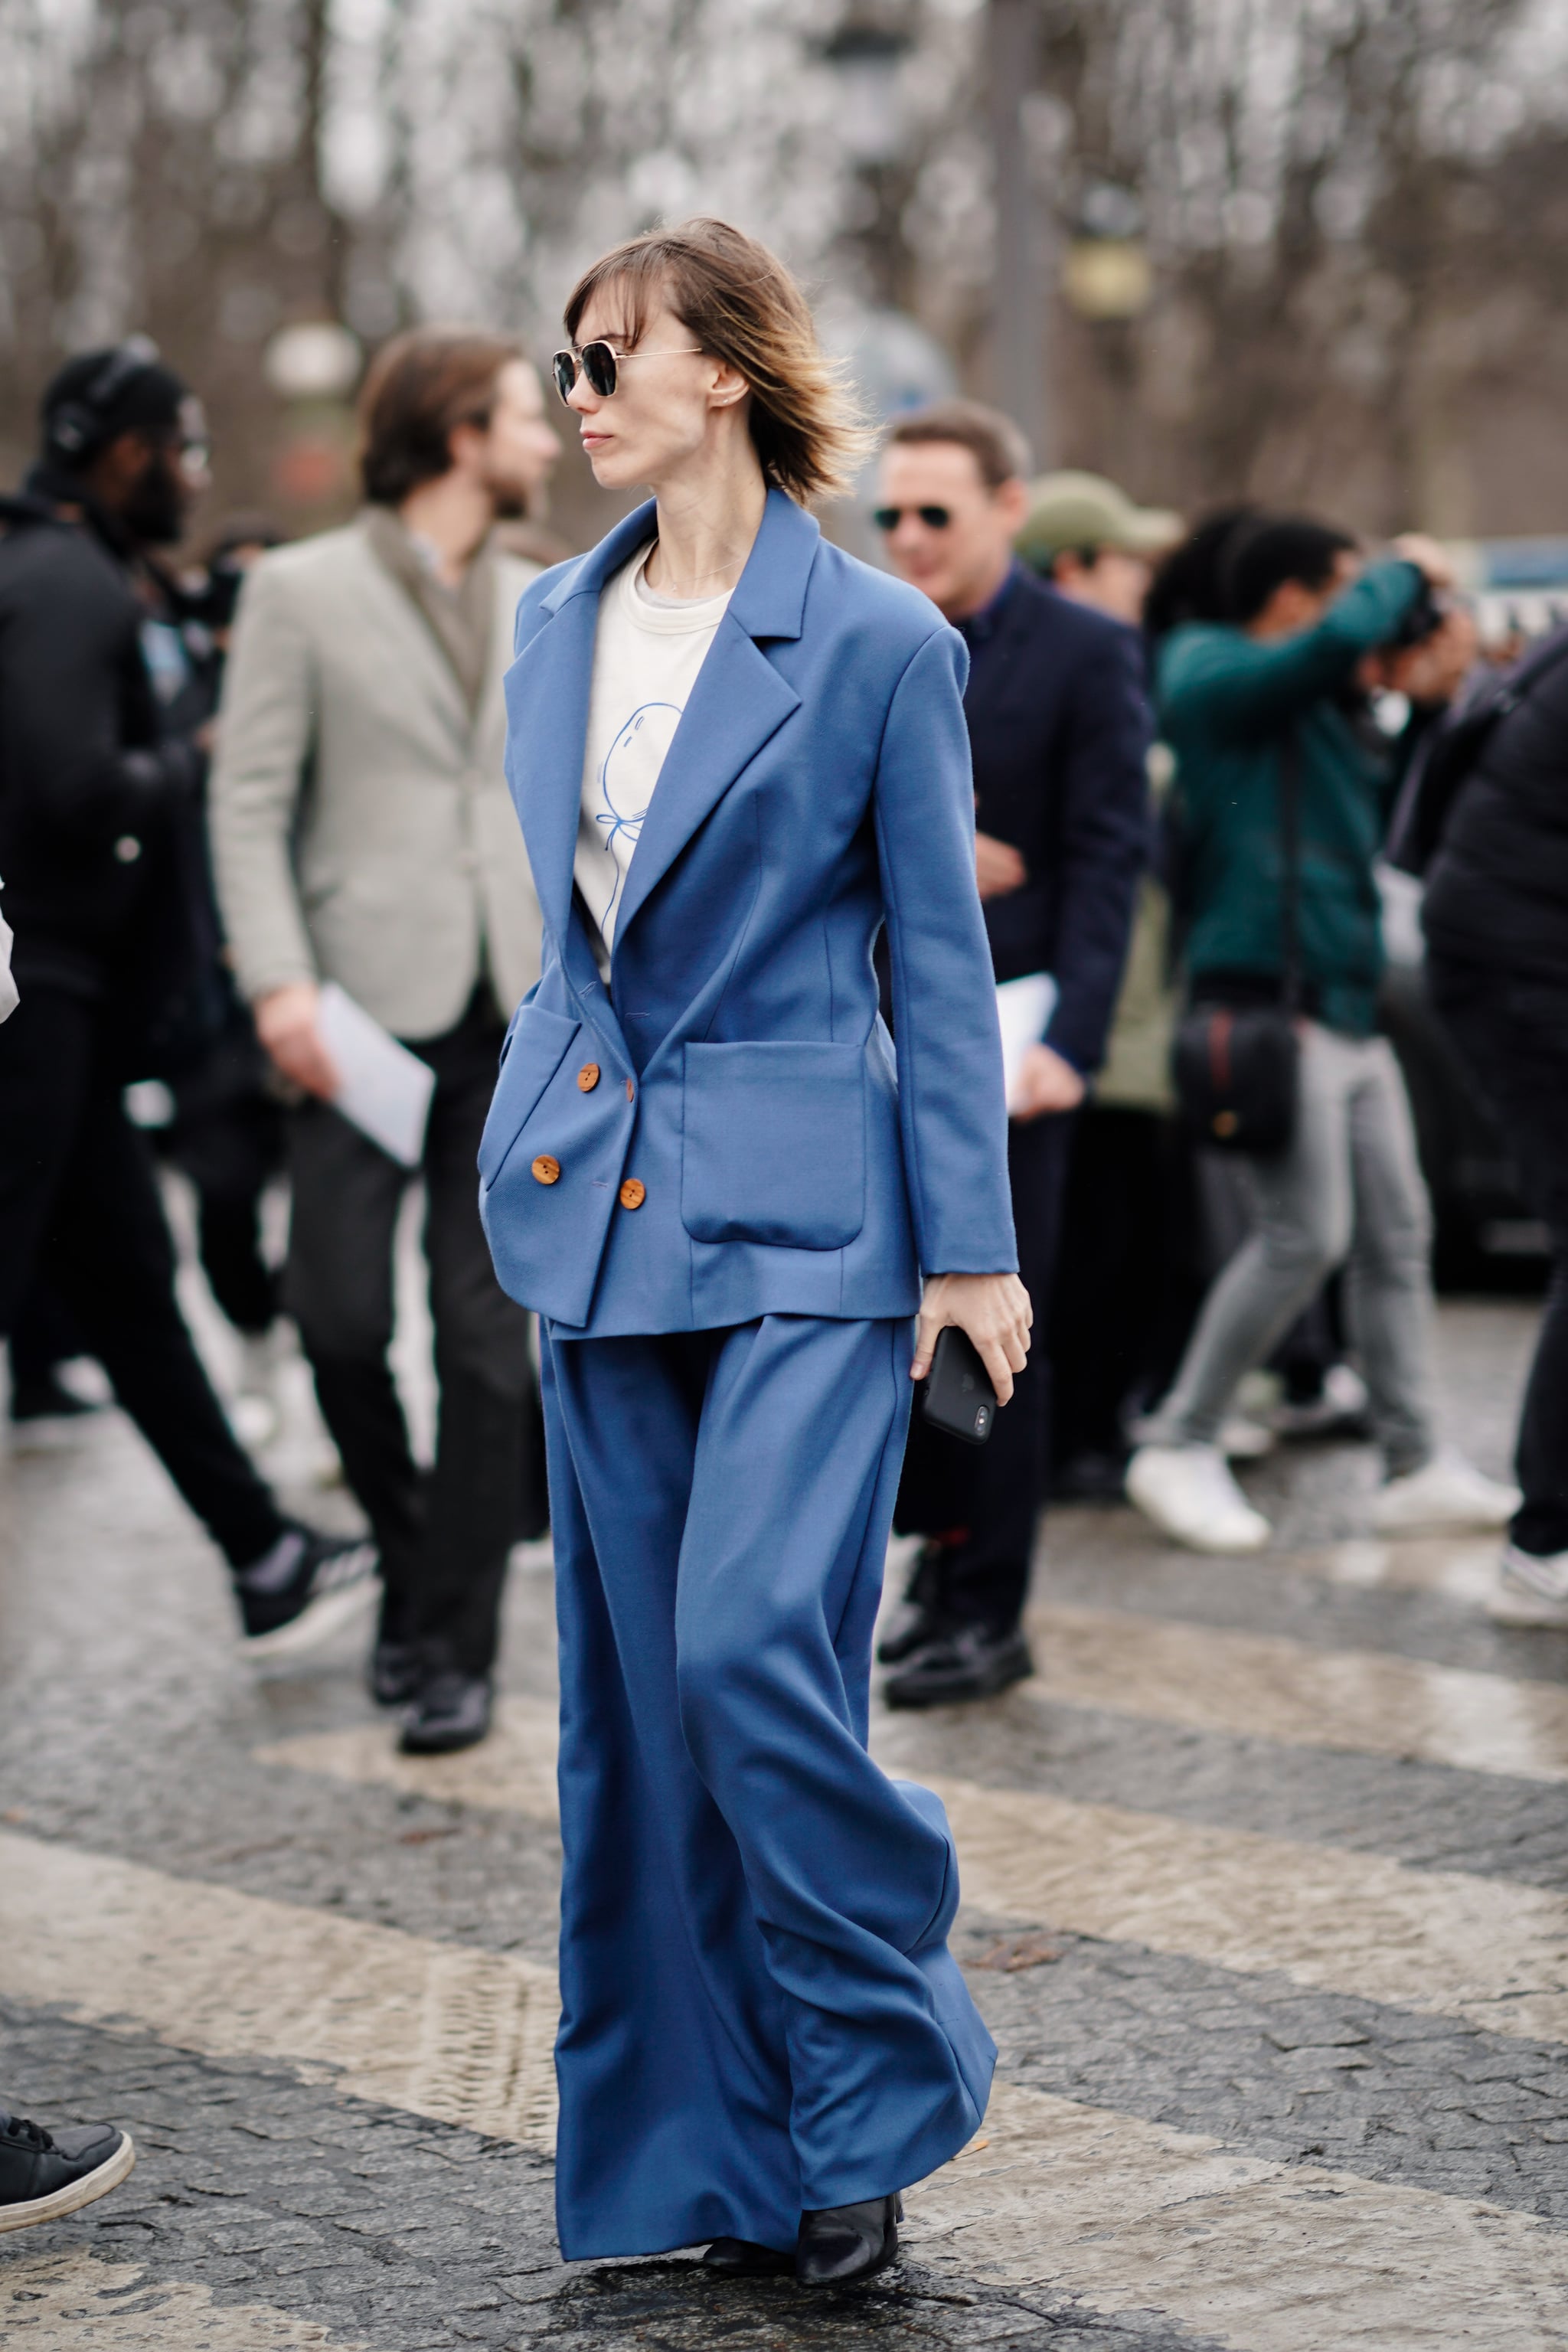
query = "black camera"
xmin=1386 ymin=577 xmax=1446 ymax=650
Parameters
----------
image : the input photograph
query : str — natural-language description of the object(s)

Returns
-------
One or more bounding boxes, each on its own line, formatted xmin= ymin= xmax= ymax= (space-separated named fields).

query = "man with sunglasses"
xmin=0 ymin=342 xmax=374 ymax=1650
xmin=876 ymin=400 xmax=1151 ymax=1706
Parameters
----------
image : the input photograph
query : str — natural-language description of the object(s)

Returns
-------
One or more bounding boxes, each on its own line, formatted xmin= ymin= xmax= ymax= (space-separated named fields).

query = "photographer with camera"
xmin=1125 ymin=516 xmax=1516 ymax=1553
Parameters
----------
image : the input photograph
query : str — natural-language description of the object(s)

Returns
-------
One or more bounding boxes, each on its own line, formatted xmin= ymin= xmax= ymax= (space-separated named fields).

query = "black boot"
xmin=701 ymin=2236 xmax=795 ymax=2276
xmin=795 ymin=2194 xmax=902 ymax=2287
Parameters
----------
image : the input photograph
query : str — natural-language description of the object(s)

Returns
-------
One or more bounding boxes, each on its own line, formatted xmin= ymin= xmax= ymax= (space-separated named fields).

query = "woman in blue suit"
xmin=479 ymin=218 xmax=1030 ymax=2286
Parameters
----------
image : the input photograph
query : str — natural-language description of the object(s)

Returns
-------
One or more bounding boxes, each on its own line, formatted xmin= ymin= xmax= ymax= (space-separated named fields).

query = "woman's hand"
xmin=911 ymin=1272 xmax=1033 ymax=1405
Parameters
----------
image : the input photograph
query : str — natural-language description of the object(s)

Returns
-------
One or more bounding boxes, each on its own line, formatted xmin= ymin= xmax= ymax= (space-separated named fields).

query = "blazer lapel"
xmin=609 ymin=488 xmax=818 ymax=952
xmin=609 ymin=622 xmax=799 ymax=950
xmin=502 ymin=501 xmax=659 ymax=949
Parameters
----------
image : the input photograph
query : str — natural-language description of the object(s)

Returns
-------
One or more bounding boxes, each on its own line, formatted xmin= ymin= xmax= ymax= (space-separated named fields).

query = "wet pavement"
xmin=3 ymin=1256 xmax=1567 ymax=2350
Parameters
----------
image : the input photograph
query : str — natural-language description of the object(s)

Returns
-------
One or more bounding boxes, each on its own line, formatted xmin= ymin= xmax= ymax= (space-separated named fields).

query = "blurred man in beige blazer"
xmin=212 ymin=328 xmax=560 ymax=1754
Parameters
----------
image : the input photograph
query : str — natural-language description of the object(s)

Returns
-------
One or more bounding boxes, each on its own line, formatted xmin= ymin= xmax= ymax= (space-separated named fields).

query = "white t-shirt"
xmin=573 ymin=546 xmax=731 ymax=970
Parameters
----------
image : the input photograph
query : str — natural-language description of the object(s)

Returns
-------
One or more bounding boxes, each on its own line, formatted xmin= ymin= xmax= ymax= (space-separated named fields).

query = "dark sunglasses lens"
xmin=872 ymin=505 xmax=952 ymax=531
xmin=550 ymin=351 xmax=576 ymax=404
xmin=581 ymin=342 xmax=618 ymax=397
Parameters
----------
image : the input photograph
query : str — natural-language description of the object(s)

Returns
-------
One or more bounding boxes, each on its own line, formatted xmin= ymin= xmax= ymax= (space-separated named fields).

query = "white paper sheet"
xmin=316 ymin=982 xmax=435 ymax=1168
xmin=995 ymin=971 xmax=1059 ymax=1114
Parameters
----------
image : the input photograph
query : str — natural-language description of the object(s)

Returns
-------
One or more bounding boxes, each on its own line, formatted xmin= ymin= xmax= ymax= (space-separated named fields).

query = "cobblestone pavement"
xmin=3 ymin=1270 xmax=1567 ymax=2350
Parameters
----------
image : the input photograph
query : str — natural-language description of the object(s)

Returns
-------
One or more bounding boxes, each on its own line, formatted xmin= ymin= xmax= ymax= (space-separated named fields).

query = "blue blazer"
xmin=479 ymin=487 xmax=1017 ymax=1334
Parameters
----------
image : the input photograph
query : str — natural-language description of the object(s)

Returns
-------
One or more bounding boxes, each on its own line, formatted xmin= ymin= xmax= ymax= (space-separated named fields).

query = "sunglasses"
xmin=872 ymin=505 xmax=952 ymax=532
xmin=550 ymin=341 xmax=703 ymax=404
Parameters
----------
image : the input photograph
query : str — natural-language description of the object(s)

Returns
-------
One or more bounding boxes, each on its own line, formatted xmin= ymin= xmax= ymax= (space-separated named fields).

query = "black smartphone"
xmin=921 ymin=1325 xmax=998 ymax=1446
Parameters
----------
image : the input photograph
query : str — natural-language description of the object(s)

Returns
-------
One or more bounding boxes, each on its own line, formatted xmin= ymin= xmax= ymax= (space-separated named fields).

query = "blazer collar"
xmin=541 ymin=485 xmax=818 ymax=639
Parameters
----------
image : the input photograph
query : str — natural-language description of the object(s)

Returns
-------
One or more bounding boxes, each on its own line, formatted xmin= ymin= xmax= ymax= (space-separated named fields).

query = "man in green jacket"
xmin=1126 ymin=515 xmax=1517 ymax=1552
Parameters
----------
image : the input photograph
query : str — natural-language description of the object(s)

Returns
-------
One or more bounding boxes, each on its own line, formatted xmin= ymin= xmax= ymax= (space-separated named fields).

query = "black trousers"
xmin=165 ymin=1018 xmax=285 ymax=1338
xmin=1050 ymin=1106 xmax=1206 ymax=1463
xmin=1426 ymin=957 xmax=1568 ymax=1558
xmin=285 ymin=990 xmax=542 ymax=1677
xmin=0 ymin=987 xmax=283 ymax=1569
xmin=895 ymin=1109 xmax=1077 ymax=1633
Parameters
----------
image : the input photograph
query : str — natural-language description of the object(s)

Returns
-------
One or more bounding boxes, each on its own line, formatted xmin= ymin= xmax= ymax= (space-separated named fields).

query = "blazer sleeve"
xmin=209 ymin=557 xmax=320 ymax=1004
xmin=1044 ymin=624 xmax=1152 ymax=1074
xmin=874 ymin=626 xmax=1018 ymax=1278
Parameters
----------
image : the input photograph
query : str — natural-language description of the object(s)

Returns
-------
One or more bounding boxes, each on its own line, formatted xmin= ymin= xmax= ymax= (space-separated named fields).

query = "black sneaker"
xmin=883 ymin=1623 xmax=1033 ymax=1710
xmin=400 ymin=1670 xmax=493 ymax=1756
xmin=238 ymin=1527 xmax=378 ymax=1661
xmin=0 ymin=2114 xmax=136 ymax=2233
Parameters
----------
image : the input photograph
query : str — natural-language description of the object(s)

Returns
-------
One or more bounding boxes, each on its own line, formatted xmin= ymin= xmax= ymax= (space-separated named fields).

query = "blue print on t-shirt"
xmin=595 ymin=701 xmax=682 ymax=928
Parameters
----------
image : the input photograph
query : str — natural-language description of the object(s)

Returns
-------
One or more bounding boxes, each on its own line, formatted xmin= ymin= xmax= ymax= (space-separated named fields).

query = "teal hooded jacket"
xmin=1158 ymin=558 xmax=1423 ymax=1037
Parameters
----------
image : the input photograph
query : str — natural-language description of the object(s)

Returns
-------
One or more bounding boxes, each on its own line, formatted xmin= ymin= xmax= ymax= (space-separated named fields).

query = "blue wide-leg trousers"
xmin=542 ymin=1313 xmax=995 ymax=2259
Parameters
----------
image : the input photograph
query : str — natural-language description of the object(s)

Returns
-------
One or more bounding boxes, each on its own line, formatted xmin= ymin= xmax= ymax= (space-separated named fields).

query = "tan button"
xmin=531 ymin=1155 xmax=561 ymax=1185
xmin=619 ymin=1178 xmax=645 ymax=1210
xmin=625 ymin=1078 xmax=635 ymax=1102
xmin=577 ymin=1063 xmax=600 ymax=1093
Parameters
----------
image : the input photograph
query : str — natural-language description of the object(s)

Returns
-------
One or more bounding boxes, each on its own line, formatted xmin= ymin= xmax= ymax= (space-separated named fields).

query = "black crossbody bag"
xmin=1171 ymin=732 xmax=1302 ymax=1155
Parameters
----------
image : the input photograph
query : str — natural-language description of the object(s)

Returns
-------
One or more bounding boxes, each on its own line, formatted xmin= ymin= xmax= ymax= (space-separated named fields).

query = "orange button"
xmin=619 ymin=1178 xmax=645 ymax=1210
xmin=577 ymin=1063 xmax=600 ymax=1093
xmin=625 ymin=1078 xmax=635 ymax=1102
xmin=531 ymin=1155 xmax=561 ymax=1185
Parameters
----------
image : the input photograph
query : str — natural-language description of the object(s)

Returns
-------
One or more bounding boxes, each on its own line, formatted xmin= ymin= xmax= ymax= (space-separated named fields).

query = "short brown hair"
xmin=563 ymin=217 xmax=865 ymax=505
xmin=885 ymin=400 xmax=1032 ymax=490
xmin=358 ymin=327 xmax=524 ymax=505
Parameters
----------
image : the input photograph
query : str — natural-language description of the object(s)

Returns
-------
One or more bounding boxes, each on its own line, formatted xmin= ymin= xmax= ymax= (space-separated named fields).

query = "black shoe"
xmin=701 ymin=2236 xmax=795 ymax=2276
xmin=238 ymin=1527 xmax=378 ymax=1661
xmin=883 ymin=1622 xmax=1033 ymax=1710
xmin=400 ymin=1670 xmax=493 ymax=1756
xmin=877 ymin=1539 xmax=953 ymax=1664
xmin=0 ymin=2115 xmax=136 ymax=2233
xmin=9 ymin=1371 xmax=102 ymax=1424
xmin=796 ymin=2194 xmax=902 ymax=2288
xmin=370 ymin=1639 xmax=424 ymax=1709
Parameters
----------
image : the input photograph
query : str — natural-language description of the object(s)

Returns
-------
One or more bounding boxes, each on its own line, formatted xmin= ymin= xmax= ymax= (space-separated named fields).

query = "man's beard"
xmin=122 ymin=452 xmax=188 ymax=546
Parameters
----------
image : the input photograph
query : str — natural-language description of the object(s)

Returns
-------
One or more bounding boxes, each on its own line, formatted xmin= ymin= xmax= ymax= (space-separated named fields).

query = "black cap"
xmin=41 ymin=338 xmax=191 ymax=466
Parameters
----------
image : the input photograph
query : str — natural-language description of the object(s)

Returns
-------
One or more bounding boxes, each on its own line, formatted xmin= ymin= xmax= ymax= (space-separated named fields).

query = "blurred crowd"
xmin=2 ymin=321 xmax=1565 ymax=1754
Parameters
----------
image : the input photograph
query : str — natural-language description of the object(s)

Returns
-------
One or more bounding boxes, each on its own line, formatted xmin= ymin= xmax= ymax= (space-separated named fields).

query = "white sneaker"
xmin=1272 ymin=1362 xmax=1372 ymax=1439
xmin=1220 ymin=1416 xmax=1276 ymax=1461
xmin=1370 ymin=1452 xmax=1521 ymax=1536
xmin=1125 ymin=1444 xmax=1272 ymax=1554
xmin=1489 ymin=1544 xmax=1568 ymax=1627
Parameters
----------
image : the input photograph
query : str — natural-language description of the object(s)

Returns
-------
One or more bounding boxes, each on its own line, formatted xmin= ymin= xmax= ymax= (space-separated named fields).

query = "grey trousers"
xmin=1147 ymin=1023 xmax=1436 ymax=1472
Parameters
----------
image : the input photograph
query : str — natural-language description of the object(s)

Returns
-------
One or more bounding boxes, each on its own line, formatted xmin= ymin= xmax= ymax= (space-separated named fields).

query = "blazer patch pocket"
xmin=681 ymin=1040 xmax=866 ymax=1250
xmin=478 ymin=1005 xmax=581 ymax=1187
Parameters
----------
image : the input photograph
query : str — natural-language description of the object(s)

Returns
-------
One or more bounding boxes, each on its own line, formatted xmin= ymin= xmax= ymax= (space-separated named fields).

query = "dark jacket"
xmin=1423 ymin=632 xmax=1568 ymax=989
xmin=1158 ymin=559 xmax=1422 ymax=1037
xmin=0 ymin=469 xmax=199 ymax=1000
xmin=959 ymin=564 xmax=1150 ymax=1074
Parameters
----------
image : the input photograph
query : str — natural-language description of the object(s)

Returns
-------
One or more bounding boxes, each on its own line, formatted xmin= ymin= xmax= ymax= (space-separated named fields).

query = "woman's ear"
xmin=707 ymin=358 xmax=751 ymax=412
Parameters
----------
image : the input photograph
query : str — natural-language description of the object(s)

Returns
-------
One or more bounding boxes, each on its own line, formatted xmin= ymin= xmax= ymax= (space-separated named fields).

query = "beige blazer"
xmin=211 ymin=517 xmax=543 ymax=1040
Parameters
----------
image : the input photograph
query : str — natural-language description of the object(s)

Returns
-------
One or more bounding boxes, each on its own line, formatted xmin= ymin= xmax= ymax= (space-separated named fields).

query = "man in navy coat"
xmin=877 ymin=401 xmax=1152 ymax=1704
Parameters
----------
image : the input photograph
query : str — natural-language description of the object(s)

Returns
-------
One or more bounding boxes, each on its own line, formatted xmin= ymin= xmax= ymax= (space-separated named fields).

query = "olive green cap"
xmin=1016 ymin=469 xmax=1182 ymax=568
